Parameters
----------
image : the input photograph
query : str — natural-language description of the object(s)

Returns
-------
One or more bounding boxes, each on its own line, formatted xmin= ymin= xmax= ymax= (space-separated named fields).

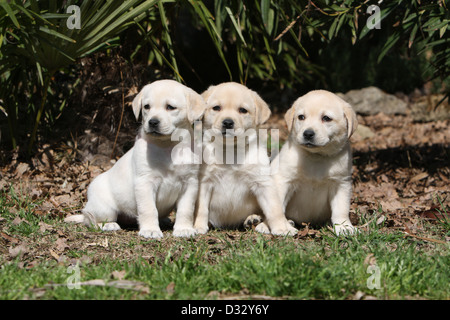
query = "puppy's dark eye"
xmin=212 ymin=106 xmax=221 ymax=111
xmin=298 ymin=114 xmax=305 ymax=120
xmin=239 ymin=107 xmax=248 ymax=114
xmin=143 ymin=104 xmax=150 ymax=110
xmin=166 ymin=104 xmax=176 ymax=111
xmin=322 ymin=115 xmax=332 ymax=122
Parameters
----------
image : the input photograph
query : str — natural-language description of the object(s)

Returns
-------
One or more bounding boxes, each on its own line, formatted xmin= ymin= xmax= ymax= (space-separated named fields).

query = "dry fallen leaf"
xmin=353 ymin=290 xmax=366 ymax=300
xmin=55 ymin=237 xmax=70 ymax=252
xmin=1 ymin=232 xmax=20 ymax=244
xmin=376 ymin=215 xmax=387 ymax=225
xmin=39 ymin=221 xmax=53 ymax=233
xmin=11 ymin=216 xmax=26 ymax=226
xmin=86 ymin=237 xmax=108 ymax=248
xmin=9 ymin=244 xmax=28 ymax=258
xmin=49 ymin=249 xmax=60 ymax=261
xmin=14 ymin=162 xmax=29 ymax=177
xmin=379 ymin=199 xmax=405 ymax=212
xmin=364 ymin=253 xmax=377 ymax=266
xmin=298 ymin=224 xmax=309 ymax=238
xmin=166 ymin=282 xmax=175 ymax=294
xmin=111 ymin=270 xmax=126 ymax=281
xmin=410 ymin=172 xmax=429 ymax=183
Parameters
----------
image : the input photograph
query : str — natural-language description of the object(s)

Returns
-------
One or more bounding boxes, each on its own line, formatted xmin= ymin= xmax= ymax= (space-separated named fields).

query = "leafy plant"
xmin=1 ymin=0 xmax=448 ymax=154
xmin=0 ymin=0 xmax=160 ymax=153
xmin=150 ymin=0 xmax=448 ymax=95
xmin=184 ymin=0 xmax=324 ymax=88
xmin=314 ymin=0 xmax=449 ymax=96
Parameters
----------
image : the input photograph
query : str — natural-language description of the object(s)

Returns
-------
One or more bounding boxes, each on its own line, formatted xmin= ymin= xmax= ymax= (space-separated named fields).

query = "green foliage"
xmin=169 ymin=0 xmax=448 ymax=92
xmin=188 ymin=0 xmax=319 ymax=87
xmin=0 ymin=0 xmax=448 ymax=152
xmin=0 ymin=0 xmax=159 ymax=152
xmin=356 ymin=0 xmax=450 ymax=86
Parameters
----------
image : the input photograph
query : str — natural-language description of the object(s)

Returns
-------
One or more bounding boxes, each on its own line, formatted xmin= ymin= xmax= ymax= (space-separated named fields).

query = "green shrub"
xmin=0 ymin=0 xmax=159 ymax=152
xmin=1 ymin=0 xmax=448 ymax=153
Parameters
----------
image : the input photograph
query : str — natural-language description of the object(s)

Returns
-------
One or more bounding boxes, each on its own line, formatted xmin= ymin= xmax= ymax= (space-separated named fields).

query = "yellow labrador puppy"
xmin=65 ymin=80 xmax=206 ymax=239
xmin=266 ymin=90 xmax=358 ymax=235
xmin=193 ymin=82 xmax=297 ymax=236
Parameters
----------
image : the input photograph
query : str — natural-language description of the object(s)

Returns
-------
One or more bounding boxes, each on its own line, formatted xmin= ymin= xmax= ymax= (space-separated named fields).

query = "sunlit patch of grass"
xmin=0 ymin=187 xmax=448 ymax=300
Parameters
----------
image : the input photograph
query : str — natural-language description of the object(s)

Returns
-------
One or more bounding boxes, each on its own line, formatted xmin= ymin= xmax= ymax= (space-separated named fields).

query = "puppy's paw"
xmin=244 ymin=214 xmax=263 ymax=229
xmin=64 ymin=214 xmax=85 ymax=224
xmin=333 ymin=223 xmax=358 ymax=236
xmin=173 ymin=227 xmax=198 ymax=238
xmin=255 ymin=222 xmax=271 ymax=234
xmin=99 ymin=222 xmax=121 ymax=231
xmin=270 ymin=221 xmax=298 ymax=236
xmin=138 ymin=228 xmax=164 ymax=239
xmin=194 ymin=223 xmax=209 ymax=235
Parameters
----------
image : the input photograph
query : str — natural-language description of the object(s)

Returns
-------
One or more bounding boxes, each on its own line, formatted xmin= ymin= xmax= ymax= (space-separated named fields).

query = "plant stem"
xmin=27 ymin=70 xmax=55 ymax=156
xmin=5 ymin=103 xmax=17 ymax=150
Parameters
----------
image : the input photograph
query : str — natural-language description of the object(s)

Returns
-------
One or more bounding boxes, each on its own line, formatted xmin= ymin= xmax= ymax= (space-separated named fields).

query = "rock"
xmin=339 ymin=87 xmax=407 ymax=115
xmin=352 ymin=124 xmax=375 ymax=141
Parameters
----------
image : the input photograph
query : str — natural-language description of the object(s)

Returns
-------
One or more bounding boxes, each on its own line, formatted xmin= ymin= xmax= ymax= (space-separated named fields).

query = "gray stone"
xmin=353 ymin=124 xmax=375 ymax=140
xmin=339 ymin=86 xmax=407 ymax=115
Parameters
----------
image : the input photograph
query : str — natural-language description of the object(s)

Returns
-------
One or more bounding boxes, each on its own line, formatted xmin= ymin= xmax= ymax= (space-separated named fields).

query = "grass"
xmin=435 ymin=196 xmax=450 ymax=235
xmin=0 ymin=188 xmax=449 ymax=300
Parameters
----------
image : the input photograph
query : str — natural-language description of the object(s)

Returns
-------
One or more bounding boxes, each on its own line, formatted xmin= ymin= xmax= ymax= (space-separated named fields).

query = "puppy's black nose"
xmin=303 ymin=129 xmax=315 ymax=140
xmin=148 ymin=118 xmax=160 ymax=127
xmin=222 ymin=119 xmax=234 ymax=129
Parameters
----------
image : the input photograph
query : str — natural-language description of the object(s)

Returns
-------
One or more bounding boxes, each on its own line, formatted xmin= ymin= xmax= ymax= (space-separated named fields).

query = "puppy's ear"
xmin=186 ymin=89 xmax=207 ymax=123
xmin=343 ymin=102 xmax=358 ymax=138
xmin=284 ymin=106 xmax=295 ymax=132
xmin=253 ymin=92 xmax=271 ymax=126
xmin=201 ymin=85 xmax=215 ymax=102
xmin=132 ymin=90 xmax=143 ymax=120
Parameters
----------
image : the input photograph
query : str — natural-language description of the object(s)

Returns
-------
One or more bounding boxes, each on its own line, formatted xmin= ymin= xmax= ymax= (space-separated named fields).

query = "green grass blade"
xmin=1 ymin=1 xmax=20 ymax=28
xmin=192 ymin=0 xmax=223 ymax=41
xmin=225 ymin=6 xmax=247 ymax=46
xmin=158 ymin=1 xmax=181 ymax=82
xmin=38 ymin=25 xmax=76 ymax=43
xmin=189 ymin=0 xmax=232 ymax=80
xmin=377 ymin=33 xmax=401 ymax=63
xmin=79 ymin=0 xmax=158 ymax=55
xmin=261 ymin=0 xmax=270 ymax=31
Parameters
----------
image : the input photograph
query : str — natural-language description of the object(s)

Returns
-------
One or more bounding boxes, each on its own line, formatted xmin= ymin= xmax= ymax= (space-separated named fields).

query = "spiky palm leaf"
xmin=0 ymin=0 xmax=161 ymax=152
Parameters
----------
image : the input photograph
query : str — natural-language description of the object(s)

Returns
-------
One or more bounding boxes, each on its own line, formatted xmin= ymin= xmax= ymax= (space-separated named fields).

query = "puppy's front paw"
xmin=173 ymin=227 xmax=198 ymax=238
xmin=138 ymin=228 xmax=164 ymax=239
xmin=270 ymin=221 xmax=298 ymax=236
xmin=64 ymin=214 xmax=85 ymax=224
xmin=194 ymin=223 xmax=209 ymax=235
xmin=333 ymin=223 xmax=358 ymax=236
xmin=255 ymin=222 xmax=270 ymax=234
xmin=244 ymin=214 xmax=263 ymax=229
xmin=99 ymin=222 xmax=121 ymax=231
